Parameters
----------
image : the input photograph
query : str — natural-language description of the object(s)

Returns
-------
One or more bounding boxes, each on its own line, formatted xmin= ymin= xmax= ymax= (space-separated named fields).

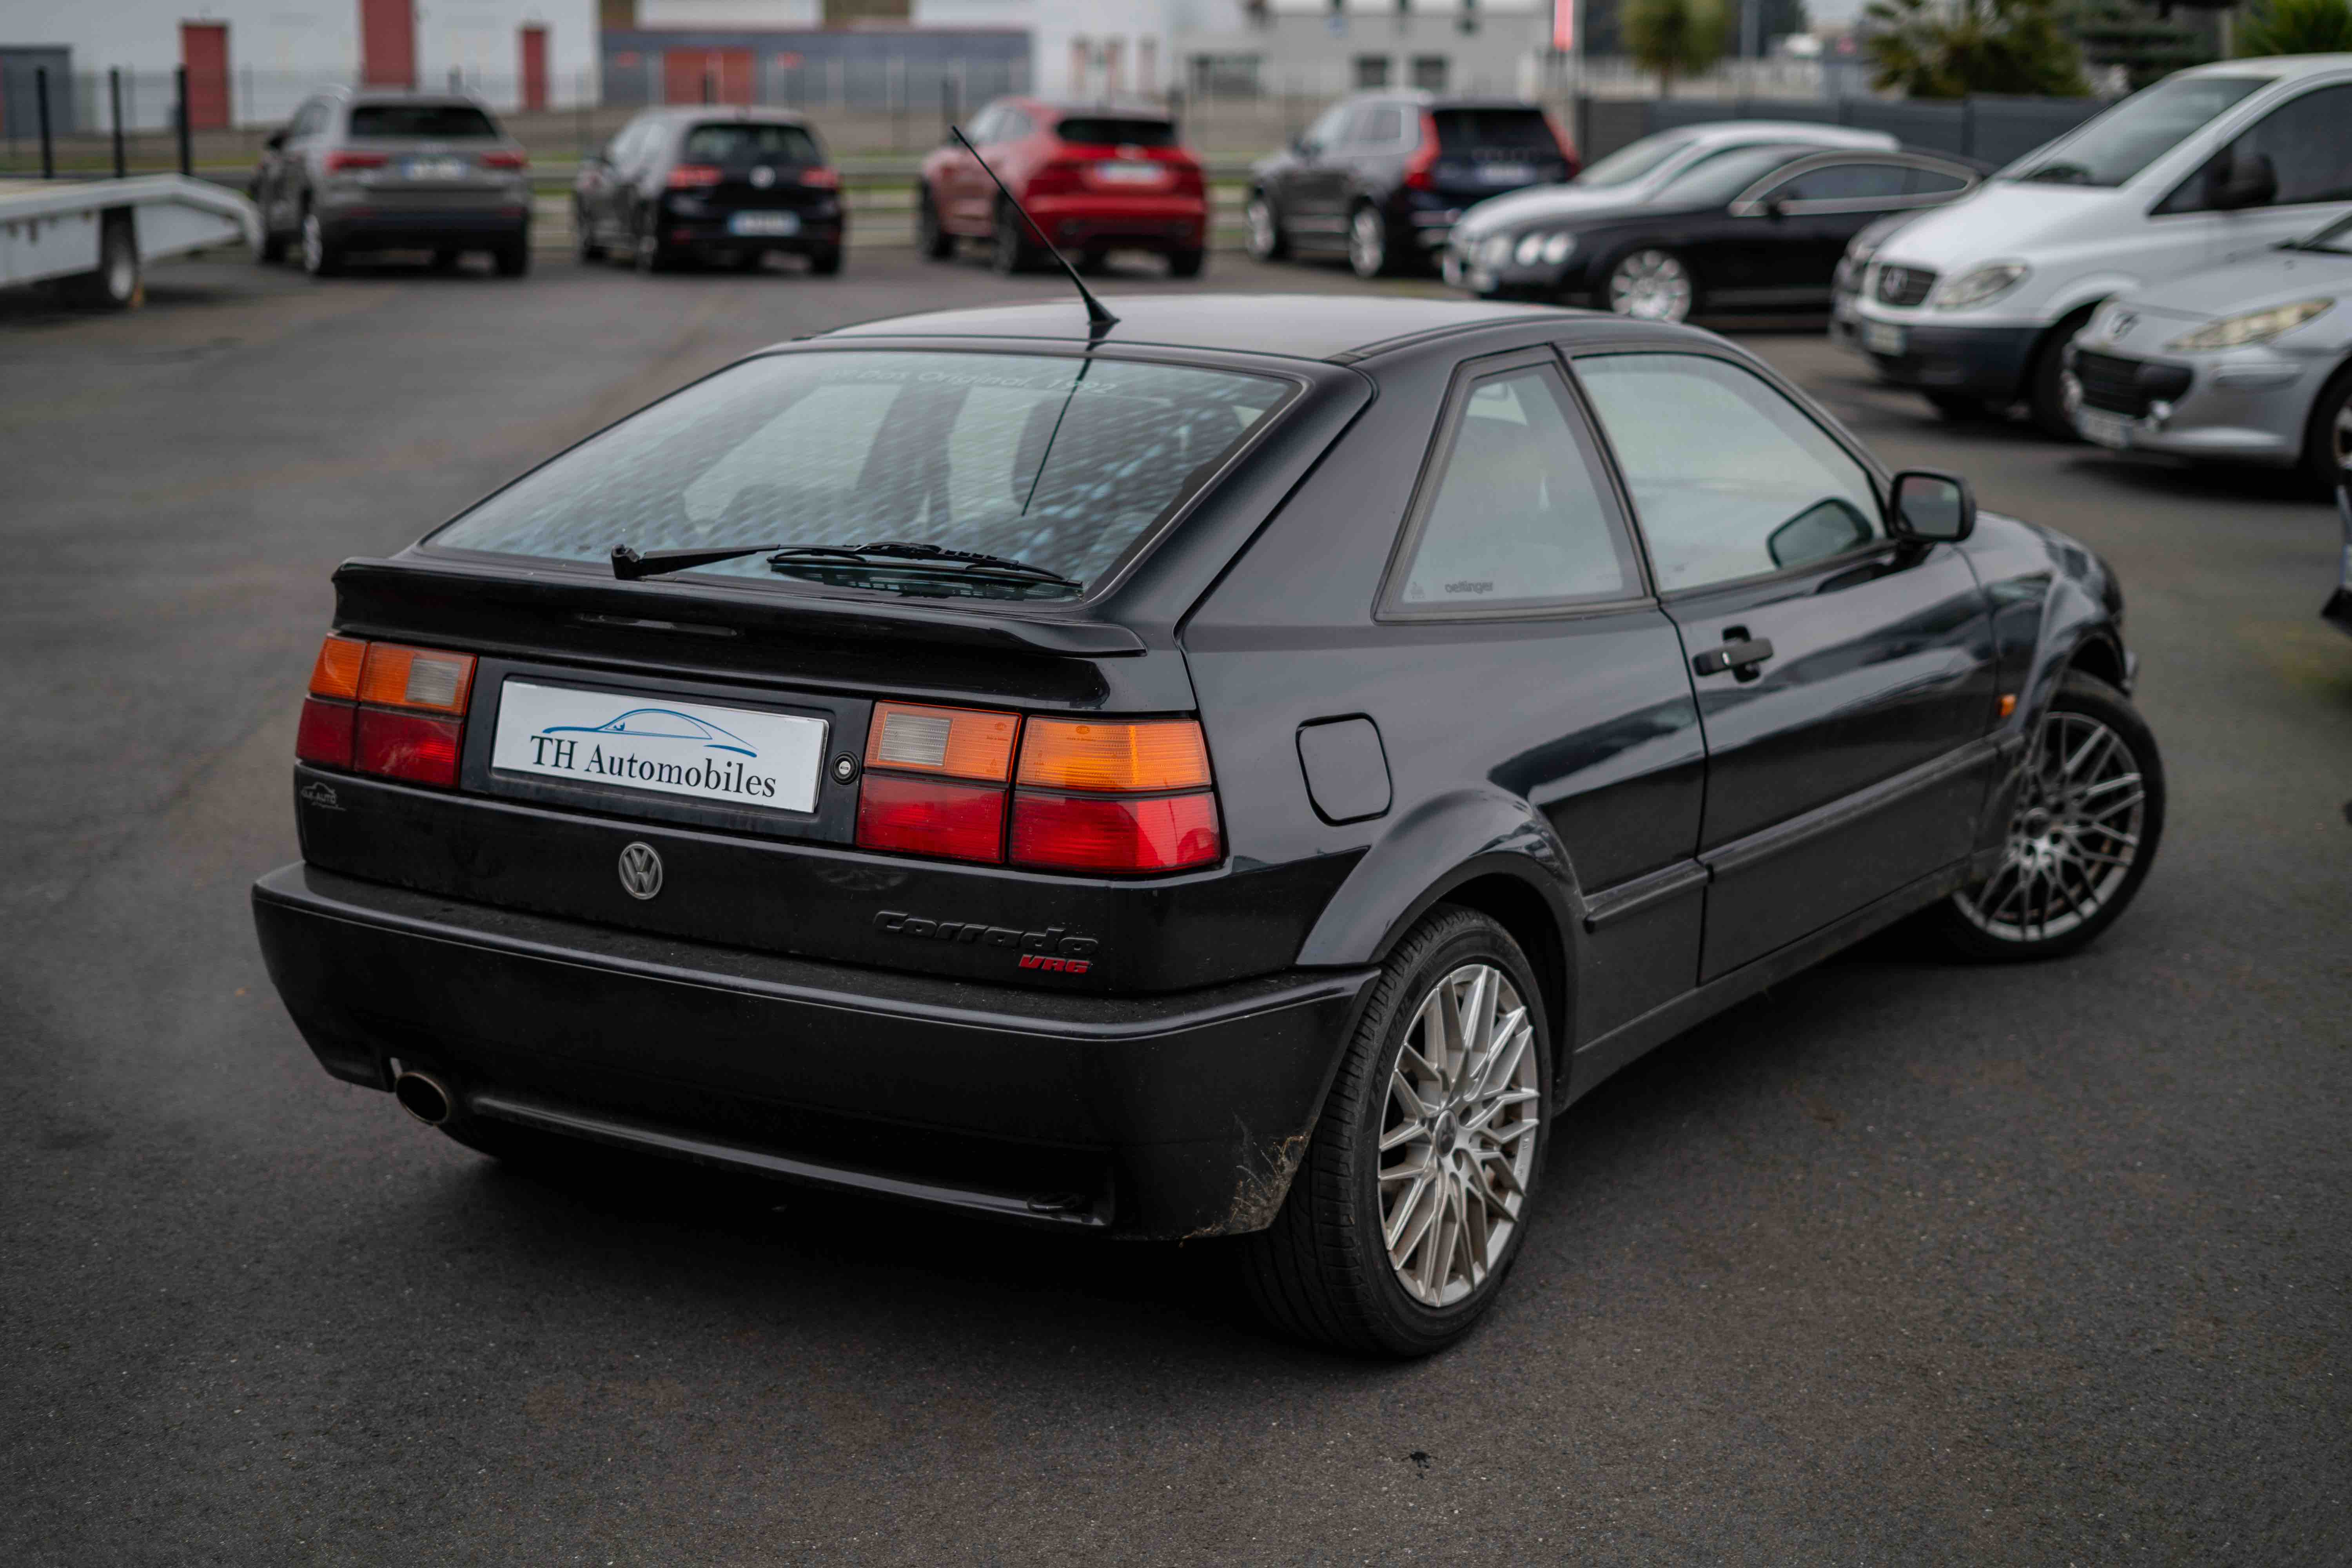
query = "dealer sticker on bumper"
xmin=1861 ymin=321 xmax=1907 ymax=356
xmin=2077 ymin=409 xmax=2134 ymax=450
xmin=490 ymin=680 xmax=828 ymax=813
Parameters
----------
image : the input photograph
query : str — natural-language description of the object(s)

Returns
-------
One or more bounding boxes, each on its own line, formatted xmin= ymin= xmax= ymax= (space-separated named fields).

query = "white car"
xmin=1839 ymin=54 xmax=2352 ymax=434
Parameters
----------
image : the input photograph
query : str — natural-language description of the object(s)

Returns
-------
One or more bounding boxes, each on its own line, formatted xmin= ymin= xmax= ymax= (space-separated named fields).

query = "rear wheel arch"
xmin=1424 ymin=871 xmax=1570 ymax=1079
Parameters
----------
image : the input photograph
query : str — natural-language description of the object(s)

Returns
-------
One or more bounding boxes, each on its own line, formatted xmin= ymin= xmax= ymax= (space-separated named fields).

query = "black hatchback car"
xmin=1450 ymin=142 xmax=1984 ymax=321
xmin=573 ymin=107 xmax=844 ymax=274
xmin=1248 ymin=95 xmax=1578 ymax=277
xmin=252 ymin=294 xmax=2162 ymax=1355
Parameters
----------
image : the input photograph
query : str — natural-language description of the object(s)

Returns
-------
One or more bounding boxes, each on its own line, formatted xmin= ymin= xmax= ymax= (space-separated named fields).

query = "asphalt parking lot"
xmin=4 ymin=246 xmax=2348 ymax=1565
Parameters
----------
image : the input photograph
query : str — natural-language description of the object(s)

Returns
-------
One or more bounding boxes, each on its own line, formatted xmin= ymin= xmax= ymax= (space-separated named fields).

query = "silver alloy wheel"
xmin=1348 ymin=206 xmax=1387 ymax=278
xmin=1245 ymin=195 xmax=1278 ymax=260
xmin=1607 ymin=249 xmax=1692 ymax=322
xmin=1954 ymin=710 xmax=2147 ymax=942
xmin=2330 ymin=396 xmax=2352 ymax=471
xmin=301 ymin=211 xmax=323 ymax=273
xmin=1379 ymin=962 xmax=1541 ymax=1308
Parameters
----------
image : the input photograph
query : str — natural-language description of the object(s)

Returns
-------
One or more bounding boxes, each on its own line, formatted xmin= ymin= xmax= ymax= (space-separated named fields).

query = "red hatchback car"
xmin=918 ymin=98 xmax=1209 ymax=277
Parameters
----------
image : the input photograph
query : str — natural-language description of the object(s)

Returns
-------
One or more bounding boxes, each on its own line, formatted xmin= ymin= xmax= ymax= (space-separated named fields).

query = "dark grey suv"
xmin=250 ymin=89 xmax=532 ymax=277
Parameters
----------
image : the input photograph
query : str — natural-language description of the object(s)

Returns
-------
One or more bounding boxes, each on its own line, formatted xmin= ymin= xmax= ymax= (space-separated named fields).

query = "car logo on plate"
xmin=617 ymin=841 xmax=664 ymax=900
xmin=750 ymin=166 xmax=776 ymax=189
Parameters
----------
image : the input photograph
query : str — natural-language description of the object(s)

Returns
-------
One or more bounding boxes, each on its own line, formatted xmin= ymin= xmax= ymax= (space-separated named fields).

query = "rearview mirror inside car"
xmin=1889 ymin=469 xmax=1976 ymax=543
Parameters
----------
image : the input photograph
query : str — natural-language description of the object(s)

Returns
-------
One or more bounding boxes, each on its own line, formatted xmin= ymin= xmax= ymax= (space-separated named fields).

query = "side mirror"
xmin=1889 ymin=469 xmax=1975 ymax=544
xmin=2204 ymin=149 xmax=2278 ymax=212
xmin=265 ymin=130 xmax=287 ymax=151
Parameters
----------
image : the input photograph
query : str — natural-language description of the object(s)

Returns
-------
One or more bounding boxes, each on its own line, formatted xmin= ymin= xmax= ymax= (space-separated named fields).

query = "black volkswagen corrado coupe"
xmin=253 ymin=293 xmax=2163 ymax=1355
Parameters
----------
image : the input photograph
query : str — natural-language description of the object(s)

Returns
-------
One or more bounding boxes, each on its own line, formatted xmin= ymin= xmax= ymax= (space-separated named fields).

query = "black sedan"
xmin=1449 ymin=142 xmax=1984 ymax=321
xmin=573 ymin=106 xmax=844 ymax=274
xmin=251 ymin=294 xmax=2161 ymax=1356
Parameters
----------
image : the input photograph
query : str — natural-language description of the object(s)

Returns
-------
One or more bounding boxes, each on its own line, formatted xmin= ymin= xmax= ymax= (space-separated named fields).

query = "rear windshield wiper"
xmin=612 ymin=539 xmax=1080 ymax=591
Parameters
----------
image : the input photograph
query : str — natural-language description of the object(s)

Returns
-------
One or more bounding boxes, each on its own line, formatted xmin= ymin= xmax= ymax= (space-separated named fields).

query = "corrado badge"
xmin=873 ymin=909 xmax=1100 ymax=974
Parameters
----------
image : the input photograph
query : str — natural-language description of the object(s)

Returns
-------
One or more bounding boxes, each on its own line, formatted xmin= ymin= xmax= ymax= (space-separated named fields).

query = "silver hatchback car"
xmin=250 ymin=89 xmax=533 ymax=278
xmin=2065 ymin=211 xmax=2352 ymax=489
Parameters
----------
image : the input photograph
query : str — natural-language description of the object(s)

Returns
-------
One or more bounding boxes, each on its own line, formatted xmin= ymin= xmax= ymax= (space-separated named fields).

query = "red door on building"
xmin=519 ymin=24 xmax=548 ymax=112
xmin=359 ymin=0 xmax=417 ymax=89
xmin=180 ymin=23 xmax=231 ymax=130
xmin=662 ymin=49 xmax=753 ymax=105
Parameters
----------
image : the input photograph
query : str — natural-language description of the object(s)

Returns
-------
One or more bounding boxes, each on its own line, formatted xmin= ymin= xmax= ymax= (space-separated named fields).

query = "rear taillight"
xmin=295 ymin=635 xmax=475 ymax=788
xmin=1403 ymin=112 xmax=1441 ymax=191
xmin=1025 ymin=160 xmax=1087 ymax=197
xmin=479 ymin=149 xmax=527 ymax=170
xmin=1011 ymin=719 xmax=1221 ymax=873
xmin=1544 ymin=114 xmax=1580 ymax=176
xmin=798 ymin=166 xmax=840 ymax=189
xmin=854 ymin=702 xmax=1020 ymax=863
xmin=325 ymin=151 xmax=386 ymax=172
xmin=666 ymin=164 xmax=723 ymax=189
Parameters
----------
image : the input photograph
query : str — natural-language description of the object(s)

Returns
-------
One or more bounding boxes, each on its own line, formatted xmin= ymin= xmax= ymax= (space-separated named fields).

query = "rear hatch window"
xmin=348 ymin=103 xmax=499 ymax=139
xmin=428 ymin=350 xmax=1292 ymax=597
xmin=1428 ymin=108 xmax=1568 ymax=191
xmin=1054 ymin=117 xmax=1178 ymax=148
xmin=683 ymin=121 xmax=824 ymax=165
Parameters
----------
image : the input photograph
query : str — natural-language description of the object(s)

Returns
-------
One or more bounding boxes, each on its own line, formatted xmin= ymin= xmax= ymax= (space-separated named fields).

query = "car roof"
xmin=339 ymin=90 xmax=492 ymax=110
xmin=2176 ymin=52 xmax=2352 ymax=80
xmin=637 ymin=105 xmax=814 ymax=126
xmin=824 ymin=293 xmax=1595 ymax=363
xmin=1669 ymin=120 xmax=1899 ymax=151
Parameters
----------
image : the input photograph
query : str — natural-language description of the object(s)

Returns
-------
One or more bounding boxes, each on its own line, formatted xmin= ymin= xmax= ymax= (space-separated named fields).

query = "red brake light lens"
xmin=857 ymin=773 xmax=1007 ymax=863
xmin=798 ymin=165 xmax=839 ymax=189
xmin=1403 ymin=112 xmax=1441 ymax=191
xmin=353 ymin=710 xmax=463 ymax=788
xmin=295 ymin=698 xmax=355 ymax=768
xmin=1545 ymin=114 xmax=1579 ymax=175
xmin=294 ymin=635 xmax=474 ymax=789
xmin=1009 ymin=790 xmax=1221 ymax=873
xmin=479 ymin=149 xmax=526 ymax=170
xmin=326 ymin=151 xmax=386 ymax=172
xmin=666 ymin=163 xmax=723 ymax=189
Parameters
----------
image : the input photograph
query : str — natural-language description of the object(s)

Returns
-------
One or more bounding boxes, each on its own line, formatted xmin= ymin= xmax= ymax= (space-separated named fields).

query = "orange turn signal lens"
xmin=865 ymin=702 xmax=1019 ymax=782
xmin=1016 ymin=719 xmax=1211 ymax=793
xmin=308 ymin=636 xmax=367 ymax=700
xmin=357 ymin=643 xmax=476 ymax=715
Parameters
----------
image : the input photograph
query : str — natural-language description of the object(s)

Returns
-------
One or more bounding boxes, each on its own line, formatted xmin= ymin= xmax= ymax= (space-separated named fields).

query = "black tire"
xmin=299 ymin=207 xmax=343 ymax=278
xmin=575 ymin=204 xmax=605 ymax=262
xmin=1243 ymin=189 xmax=1288 ymax=262
xmin=632 ymin=218 xmax=676 ymax=274
xmin=257 ymin=223 xmax=289 ymax=264
xmin=991 ymin=198 xmax=1040 ymax=274
xmin=2027 ymin=306 xmax=2098 ymax=439
xmin=429 ymin=248 xmax=461 ymax=272
xmin=1924 ymin=670 xmax=2165 ymax=962
xmin=494 ymin=243 xmax=530 ymax=278
xmin=1927 ymin=392 xmax=1994 ymax=422
xmin=2298 ymin=363 xmax=2352 ymax=493
xmin=1166 ymin=247 xmax=1205 ymax=279
xmin=1241 ymin=906 xmax=1553 ymax=1357
xmin=807 ymin=245 xmax=842 ymax=276
xmin=916 ymin=184 xmax=954 ymax=260
xmin=63 ymin=211 xmax=139 ymax=308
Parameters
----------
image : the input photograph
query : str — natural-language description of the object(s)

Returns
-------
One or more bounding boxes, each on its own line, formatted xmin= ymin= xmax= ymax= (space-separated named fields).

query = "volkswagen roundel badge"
xmin=750 ymin=165 xmax=776 ymax=189
xmin=617 ymin=841 xmax=664 ymax=900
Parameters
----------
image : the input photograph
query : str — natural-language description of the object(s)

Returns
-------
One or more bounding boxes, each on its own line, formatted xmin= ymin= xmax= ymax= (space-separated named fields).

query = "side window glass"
xmin=1905 ymin=163 xmax=1969 ymax=196
xmin=1391 ymin=366 xmax=1643 ymax=612
xmin=1301 ymin=103 xmax=1350 ymax=152
xmin=1779 ymin=162 xmax=1911 ymax=203
xmin=965 ymin=106 xmax=999 ymax=143
xmin=2162 ymin=85 xmax=2352 ymax=213
xmin=1361 ymin=105 xmax=1405 ymax=145
xmin=1577 ymin=353 xmax=1882 ymax=593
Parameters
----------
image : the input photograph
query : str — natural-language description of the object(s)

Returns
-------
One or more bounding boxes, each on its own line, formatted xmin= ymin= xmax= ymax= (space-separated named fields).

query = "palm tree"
xmin=1864 ymin=0 xmax=2091 ymax=98
xmin=1623 ymin=0 xmax=1733 ymax=98
xmin=2233 ymin=0 xmax=2352 ymax=55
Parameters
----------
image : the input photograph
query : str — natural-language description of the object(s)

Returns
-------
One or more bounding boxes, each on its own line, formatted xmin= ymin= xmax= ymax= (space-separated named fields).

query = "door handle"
xmin=1692 ymin=637 xmax=1775 ymax=677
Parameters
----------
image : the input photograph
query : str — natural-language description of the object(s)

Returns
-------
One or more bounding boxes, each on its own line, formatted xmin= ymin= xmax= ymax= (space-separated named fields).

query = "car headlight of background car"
xmin=1509 ymin=231 xmax=1576 ymax=267
xmin=1929 ymin=262 xmax=2030 ymax=311
xmin=2164 ymin=298 xmax=2334 ymax=352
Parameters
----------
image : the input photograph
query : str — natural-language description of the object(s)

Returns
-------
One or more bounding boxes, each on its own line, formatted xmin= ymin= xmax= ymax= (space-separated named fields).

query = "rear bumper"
xmin=1028 ymin=195 xmax=1205 ymax=252
xmin=321 ymin=207 xmax=529 ymax=250
xmin=252 ymin=862 xmax=1371 ymax=1238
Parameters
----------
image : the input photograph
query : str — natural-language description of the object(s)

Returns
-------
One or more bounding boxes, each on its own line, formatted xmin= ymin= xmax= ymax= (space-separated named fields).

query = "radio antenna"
xmin=950 ymin=124 xmax=1119 ymax=336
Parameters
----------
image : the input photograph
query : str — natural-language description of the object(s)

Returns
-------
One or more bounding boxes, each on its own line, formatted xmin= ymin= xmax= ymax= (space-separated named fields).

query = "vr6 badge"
xmin=872 ymin=910 xmax=1100 ymax=975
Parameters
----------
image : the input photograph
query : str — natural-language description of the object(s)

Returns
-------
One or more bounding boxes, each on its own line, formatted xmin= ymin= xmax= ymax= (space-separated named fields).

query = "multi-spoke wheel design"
xmin=1956 ymin=710 xmax=2146 ymax=943
xmin=1348 ymin=205 xmax=1390 ymax=279
xmin=1606 ymin=249 xmax=1692 ymax=322
xmin=1379 ymin=963 xmax=1541 ymax=1307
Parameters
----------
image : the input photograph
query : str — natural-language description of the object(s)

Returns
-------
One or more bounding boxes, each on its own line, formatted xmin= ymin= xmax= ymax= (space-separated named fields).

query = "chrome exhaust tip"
xmin=392 ymin=1070 xmax=456 ymax=1127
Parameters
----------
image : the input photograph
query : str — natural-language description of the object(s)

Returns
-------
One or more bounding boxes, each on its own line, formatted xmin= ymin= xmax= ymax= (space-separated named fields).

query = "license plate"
xmin=1094 ymin=161 xmax=1164 ymax=184
xmin=728 ymin=211 xmax=800 ymax=236
xmin=490 ymin=681 xmax=828 ymax=813
xmin=401 ymin=157 xmax=468 ymax=181
xmin=2077 ymin=408 xmax=2133 ymax=450
xmin=1466 ymin=266 xmax=1496 ymax=294
xmin=1480 ymin=162 xmax=1536 ymax=184
xmin=1862 ymin=321 xmax=1907 ymax=356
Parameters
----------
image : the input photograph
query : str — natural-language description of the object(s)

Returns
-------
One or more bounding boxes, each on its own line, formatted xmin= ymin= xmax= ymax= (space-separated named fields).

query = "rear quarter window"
xmin=348 ymin=103 xmax=499 ymax=139
xmin=682 ymin=122 xmax=822 ymax=163
xmin=1432 ymin=109 xmax=1558 ymax=154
